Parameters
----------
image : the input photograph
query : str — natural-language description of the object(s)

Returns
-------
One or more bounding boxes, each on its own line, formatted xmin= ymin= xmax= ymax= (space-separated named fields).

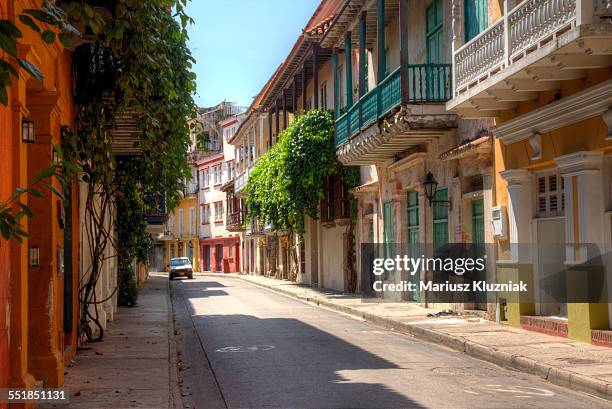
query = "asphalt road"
xmin=171 ymin=275 xmax=612 ymax=409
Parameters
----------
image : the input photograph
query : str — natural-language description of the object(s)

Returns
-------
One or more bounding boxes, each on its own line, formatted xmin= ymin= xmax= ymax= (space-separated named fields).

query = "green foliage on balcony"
xmin=245 ymin=110 xmax=338 ymax=235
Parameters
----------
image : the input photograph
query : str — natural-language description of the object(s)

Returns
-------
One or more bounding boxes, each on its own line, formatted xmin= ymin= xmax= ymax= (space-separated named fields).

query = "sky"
xmin=186 ymin=0 xmax=321 ymax=109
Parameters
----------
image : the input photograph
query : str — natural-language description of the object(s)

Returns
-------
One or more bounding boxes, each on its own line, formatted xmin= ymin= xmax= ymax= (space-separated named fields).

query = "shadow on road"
xmin=190 ymin=311 xmax=426 ymax=408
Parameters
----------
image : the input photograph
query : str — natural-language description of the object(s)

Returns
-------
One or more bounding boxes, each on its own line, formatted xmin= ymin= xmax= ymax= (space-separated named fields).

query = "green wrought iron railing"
xmin=335 ymin=64 xmax=452 ymax=146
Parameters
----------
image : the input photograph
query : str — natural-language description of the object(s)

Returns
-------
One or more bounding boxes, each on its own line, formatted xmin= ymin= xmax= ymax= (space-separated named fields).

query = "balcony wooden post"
xmin=377 ymin=0 xmax=386 ymax=85
xmin=275 ymin=100 xmax=280 ymax=142
xmin=332 ymin=48 xmax=339 ymax=118
xmin=359 ymin=12 xmax=367 ymax=98
xmin=344 ymin=31 xmax=353 ymax=109
xmin=399 ymin=0 xmax=409 ymax=104
xmin=268 ymin=110 xmax=273 ymax=147
xmin=312 ymin=44 xmax=319 ymax=109
xmin=282 ymin=90 xmax=287 ymax=129
xmin=301 ymin=64 xmax=307 ymax=112
xmin=292 ymin=78 xmax=297 ymax=115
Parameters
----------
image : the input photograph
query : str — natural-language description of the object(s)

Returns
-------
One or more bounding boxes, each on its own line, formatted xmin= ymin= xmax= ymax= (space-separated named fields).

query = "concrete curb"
xmin=166 ymin=279 xmax=184 ymax=409
xmin=209 ymin=273 xmax=612 ymax=401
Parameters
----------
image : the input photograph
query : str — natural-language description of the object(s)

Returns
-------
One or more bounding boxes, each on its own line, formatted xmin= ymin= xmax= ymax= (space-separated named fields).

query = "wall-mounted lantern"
xmin=28 ymin=246 xmax=40 ymax=267
xmin=53 ymin=149 xmax=62 ymax=168
xmin=22 ymin=119 xmax=36 ymax=143
xmin=423 ymin=172 xmax=451 ymax=207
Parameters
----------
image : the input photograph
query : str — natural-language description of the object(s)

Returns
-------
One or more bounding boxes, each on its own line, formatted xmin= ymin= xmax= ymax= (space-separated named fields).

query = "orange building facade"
xmin=0 ymin=0 xmax=79 ymax=400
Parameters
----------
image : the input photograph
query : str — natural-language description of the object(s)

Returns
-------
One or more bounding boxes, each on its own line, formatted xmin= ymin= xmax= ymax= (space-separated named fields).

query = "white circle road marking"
xmin=215 ymin=345 xmax=276 ymax=353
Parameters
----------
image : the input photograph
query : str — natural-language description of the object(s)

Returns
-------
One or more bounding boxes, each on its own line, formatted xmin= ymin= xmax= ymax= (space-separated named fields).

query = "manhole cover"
xmin=215 ymin=345 xmax=275 ymax=353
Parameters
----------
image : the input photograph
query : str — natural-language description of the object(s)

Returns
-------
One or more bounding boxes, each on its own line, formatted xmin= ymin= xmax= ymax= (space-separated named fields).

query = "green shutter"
xmin=471 ymin=199 xmax=485 ymax=244
xmin=426 ymin=0 xmax=444 ymax=99
xmin=433 ymin=188 xmax=448 ymax=245
xmin=407 ymin=191 xmax=420 ymax=302
xmin=407 ymin=191 xmax=419 ymax=246
xmin=471 ymin=198 xmax=486 ymax=303
xmin=465 ymin=0 xmax=488 ymax=42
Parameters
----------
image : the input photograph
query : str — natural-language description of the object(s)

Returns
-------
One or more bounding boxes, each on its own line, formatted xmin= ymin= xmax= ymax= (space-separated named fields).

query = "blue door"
xmin=204 ymin=245 xmax=210 ymax=271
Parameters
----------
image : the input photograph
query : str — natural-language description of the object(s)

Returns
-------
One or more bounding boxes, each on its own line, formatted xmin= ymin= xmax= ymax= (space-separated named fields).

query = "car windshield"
xmin=170 ymin=258 xmax=190 ymax=266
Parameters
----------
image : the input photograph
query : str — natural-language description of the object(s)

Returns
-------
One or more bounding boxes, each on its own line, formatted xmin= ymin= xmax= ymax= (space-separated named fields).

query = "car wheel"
xmin=188 ymin=274 xmax=194 ymax=279
xmin=169 ymin=273 xmax=174 ymax=281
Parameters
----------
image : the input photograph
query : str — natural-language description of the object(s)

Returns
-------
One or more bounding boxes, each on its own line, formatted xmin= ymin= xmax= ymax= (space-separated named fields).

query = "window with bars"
xmin=189 ymin=207 xmax=195 ymax=235
xmin=178 ymin=209 xmax=184 ymax=236
xmin=202 ymin=168 xmax=210 ymax=188
xmin=407 ymin=191 xmax=419 ymax=246
xmin=214 ymin=201 xmax=224 ymax=222
xmin=201 ymin=204 xmax=210 ymax=224
xmin=536 ymin=172 xmax=565 ymax=218
xmin=340 ymin=183 xmax=351 ymax=218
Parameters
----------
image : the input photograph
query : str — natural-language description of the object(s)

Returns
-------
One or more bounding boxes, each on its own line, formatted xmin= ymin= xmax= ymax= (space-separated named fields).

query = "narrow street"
xmin=171 ymin=275 xmax=610 ymax=409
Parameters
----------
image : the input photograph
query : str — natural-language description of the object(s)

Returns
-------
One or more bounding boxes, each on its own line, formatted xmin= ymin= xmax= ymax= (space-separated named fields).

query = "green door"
xmin=432 ymin=188 xmax=448 ymax=284
xmin=407 ymin=191 xmax=420 ymax=246
xmin=471 ymin=199 xmax=485 ymax=244
xmin=465 ymin=0 xmax=488 ymax=42
xmin=472 ymin=199 xmax=486 ymax=304
xmin=433 ymin=188 xmax=449 ymax=245
xmin=426 ymin=0 xmax=444 ymax=100
xmin=407 ymin=191 xmax=420 ymax=302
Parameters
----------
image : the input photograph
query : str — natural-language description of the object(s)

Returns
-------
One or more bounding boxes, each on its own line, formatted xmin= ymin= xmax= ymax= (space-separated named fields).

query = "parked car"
xmin=168 ymin=257 xmax=194 ymax=280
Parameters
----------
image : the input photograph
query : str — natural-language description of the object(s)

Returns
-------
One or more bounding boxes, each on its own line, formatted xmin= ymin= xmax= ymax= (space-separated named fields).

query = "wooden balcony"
xmin=335 ymin=64 xmax=456 ymax=165
xmin=227 ymin=211 xmax=245 ymax=232
xmin=448 ymin=0 xmax=612 ymax=117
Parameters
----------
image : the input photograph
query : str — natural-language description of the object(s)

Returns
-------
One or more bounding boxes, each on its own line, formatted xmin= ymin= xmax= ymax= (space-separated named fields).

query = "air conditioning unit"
xmin=491 ymin=206 xmax=507 ymax=240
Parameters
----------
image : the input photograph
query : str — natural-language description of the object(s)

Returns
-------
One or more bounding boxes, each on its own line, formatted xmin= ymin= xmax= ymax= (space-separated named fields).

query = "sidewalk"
xmin=209 ymin=273 xmax=612 ymax=401
xmin=44 ymin=274 xmax=180 ymax=409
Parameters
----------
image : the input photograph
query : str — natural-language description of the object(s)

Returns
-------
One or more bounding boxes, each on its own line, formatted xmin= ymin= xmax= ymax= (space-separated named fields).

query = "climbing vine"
xmin=115 ymin=157 xmax=151 ymax=307
xmin=246 ymin=110 xmax=337 ymax=235
xmin=56 ymin=1 xmax=199 ymax=342
xmin=246 ymin=110 xmax=361 ymax=286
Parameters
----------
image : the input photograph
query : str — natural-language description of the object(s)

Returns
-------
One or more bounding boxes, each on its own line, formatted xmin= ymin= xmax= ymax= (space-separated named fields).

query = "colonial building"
xmin=163 ymin=176 xmax=200 ymax=271
xmin=0 ymin=0 xmax=81 ymax=392
xmin=229 ymin=0 xmax=361 ymax=291
xmin=187 ymin=104 xmax=244 ymax=273
xmin=228 ymin=79 xmax=276 ymax=277
xmin=447 ymin=0 xmax=612 ymax=343
xmin=306 ymin=0 xmax=496 ymax=313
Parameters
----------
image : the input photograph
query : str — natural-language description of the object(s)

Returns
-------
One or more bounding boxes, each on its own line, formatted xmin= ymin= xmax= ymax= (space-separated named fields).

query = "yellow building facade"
xmin=448 ymin=0 xmax=612 ymax=344
xmin=164 ymin=194 xmax=200 ymax=272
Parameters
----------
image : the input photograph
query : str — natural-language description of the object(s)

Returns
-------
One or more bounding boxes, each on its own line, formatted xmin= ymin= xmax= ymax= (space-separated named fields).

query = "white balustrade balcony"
xmin=449 ymin=0 xmax=612 ymax=116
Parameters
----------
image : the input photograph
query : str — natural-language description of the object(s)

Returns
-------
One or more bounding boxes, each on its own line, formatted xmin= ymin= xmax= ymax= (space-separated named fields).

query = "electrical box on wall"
xmin=491 ymin=206 xmax=507 ymax=240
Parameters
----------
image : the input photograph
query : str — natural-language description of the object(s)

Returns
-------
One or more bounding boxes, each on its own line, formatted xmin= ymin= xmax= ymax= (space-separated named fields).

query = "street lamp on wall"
xmin=22 ymin=119 xmax=35 ymax=143
xmin=423 ymin=172 xmax=451 ymax=207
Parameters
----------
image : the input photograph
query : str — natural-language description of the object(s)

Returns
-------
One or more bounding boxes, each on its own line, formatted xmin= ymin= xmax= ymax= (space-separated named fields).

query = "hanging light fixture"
xmin=423 ymin=171 xmax=451 ymax=207
xmin=22 ymin=118 xmax=35 ymax=143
